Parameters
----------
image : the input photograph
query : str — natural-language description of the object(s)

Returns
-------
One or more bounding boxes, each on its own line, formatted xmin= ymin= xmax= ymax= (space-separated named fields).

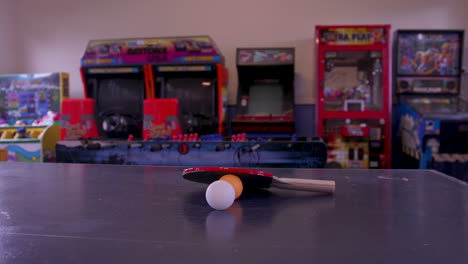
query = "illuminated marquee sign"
xmin=318 ymin=26 xmax=388 ymax=45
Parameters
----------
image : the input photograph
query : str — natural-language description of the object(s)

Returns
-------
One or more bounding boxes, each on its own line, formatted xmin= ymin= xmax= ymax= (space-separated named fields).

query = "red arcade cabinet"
xmin=316 ymin=25 xmax=391 ymax=168
xmin=61 ymin=36 xmax=226 ymax=140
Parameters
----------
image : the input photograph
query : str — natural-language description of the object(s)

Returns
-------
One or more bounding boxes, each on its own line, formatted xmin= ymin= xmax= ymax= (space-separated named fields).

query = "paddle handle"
xmin=272 ymin=177 xmax=335 ymax=194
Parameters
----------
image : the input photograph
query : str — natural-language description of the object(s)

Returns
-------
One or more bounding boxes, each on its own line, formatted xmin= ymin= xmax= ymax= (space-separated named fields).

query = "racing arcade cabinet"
xmin=61 ymin=36 xmax=226 ymax=141
xmin=232 ymin=48 xmax=295 ymax=137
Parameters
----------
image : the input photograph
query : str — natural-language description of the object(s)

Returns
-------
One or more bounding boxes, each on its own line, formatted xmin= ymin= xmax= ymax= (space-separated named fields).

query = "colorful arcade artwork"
xmin=397 ymin=32 xmax=462 ymax=76
xmin=0 ymin=121 xmax=62 ymax=162
xmin=0 ymin=72 xmax=68 ymax=162
xmin=82 ymin=36 xmax=222 ymax=66
xmin=4 ymin=143 xmax=41 ymax=162
xmin=318 ymin=26 xmax=388 ymax=45
xmin=395 ymin=31 xmax=463 ymax=94
xmin=237 ymin=48 xmax=294 ymax=65
xmin=0 ymin=73 xmax=69 ymax=125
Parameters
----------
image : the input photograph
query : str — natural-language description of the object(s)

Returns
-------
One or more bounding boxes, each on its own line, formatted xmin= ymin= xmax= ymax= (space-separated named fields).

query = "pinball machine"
xmin=393 ymin=29 xmax=468 ymax=180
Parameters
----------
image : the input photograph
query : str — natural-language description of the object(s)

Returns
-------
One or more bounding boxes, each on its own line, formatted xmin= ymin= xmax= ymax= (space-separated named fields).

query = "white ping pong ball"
xmin=206 ymin=180 xmax=235 ymax=210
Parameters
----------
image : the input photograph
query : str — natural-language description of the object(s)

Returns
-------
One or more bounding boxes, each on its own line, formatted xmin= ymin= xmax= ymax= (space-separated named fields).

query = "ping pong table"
xmin=0 ymin=162 xmax=467 ymax=263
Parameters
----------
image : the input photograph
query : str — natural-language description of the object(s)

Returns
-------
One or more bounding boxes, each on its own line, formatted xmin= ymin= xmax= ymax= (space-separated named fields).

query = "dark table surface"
xmin=0 ymin=162 xmax=467 ymax=263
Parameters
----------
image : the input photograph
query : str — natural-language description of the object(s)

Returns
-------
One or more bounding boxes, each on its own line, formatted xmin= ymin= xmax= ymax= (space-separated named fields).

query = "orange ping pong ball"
xmin=220 ymin=174 xmax=243 ymax=199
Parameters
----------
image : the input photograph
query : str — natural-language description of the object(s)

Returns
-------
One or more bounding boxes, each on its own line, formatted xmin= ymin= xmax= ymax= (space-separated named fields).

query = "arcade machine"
xmin=393 ymin=29 xmax=468 ymax=180
xmin=57 ymin=38 xmax=328 ymax=168
xmin=231 ymin=48 xmax=295 ymax=137
xmin=61 ymin=36 xmax=227 ymax=141
xmin=316 ymin=25 xmax=391 ymax=169
xmin=0 ymin=72 xmax=68 ymax=162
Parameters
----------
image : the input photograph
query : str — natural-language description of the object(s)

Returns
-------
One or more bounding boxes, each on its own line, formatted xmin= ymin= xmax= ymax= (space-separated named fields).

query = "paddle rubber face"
xmin=182 ymin=167 xmax=274 ymax=189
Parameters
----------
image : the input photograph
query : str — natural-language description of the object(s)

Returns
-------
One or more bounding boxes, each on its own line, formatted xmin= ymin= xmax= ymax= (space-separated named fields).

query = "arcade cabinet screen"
xmin=397 ymin=32 xmax=462 ymax=76
xmin=164 ymin=78 xmax=216 ymax=132
xmin=247 ymin=81 xmax=284 ymax=116
xmin=95 ymin=78 xmax=144 ymax=137
xmin=97 ymin=79 xmax=144 ymax=115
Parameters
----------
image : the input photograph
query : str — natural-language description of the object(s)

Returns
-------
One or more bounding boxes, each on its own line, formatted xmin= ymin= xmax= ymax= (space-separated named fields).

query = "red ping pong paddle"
xmin=182 ymin=167 xmax=335 ymax=194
